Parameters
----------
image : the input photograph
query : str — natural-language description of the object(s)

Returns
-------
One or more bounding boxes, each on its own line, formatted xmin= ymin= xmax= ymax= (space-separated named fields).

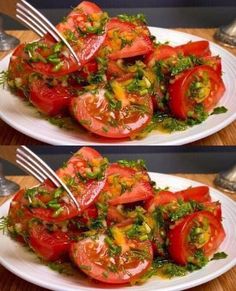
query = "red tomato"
xmin=8 ymin=44 xmax=34 ymax=98
xmin=202 ymin=56 xmax=222 ymax=75
xmin=203 ymin=201 xmax=222 ymax=220
xmin=30 ymin=1 xmax=106 ymax=77
xmin=32 ymin=147 xmax=106 ymax=223
xmin=109 ymin=180 xmax=154 ymax=205
xmin=168 ymin=211 xmax=225 ymax=265
xmin=175 ymin=41 xmax=211 ymax=57
xmin=70 ymin=89 xmax=153 ymax=138
xmin=107 ymin=206 xmax=126 ymax=223
xmin=29 ymin=79 xmax=74 ymax=116
xmin=145 ymin=190 xmax=177 ymax=212
xmin=146 ymin=45 xmax=177 ymax=67
xmin=109 ymin=35 xmax=153 ymax=60
xmin=29 ymin=222 xmax=71 ymax=261
xmin=70 ymin=234 xmax=153 ymax=284
xmin=175 ymin=186 xmax=211 ymax=203
xmin=169 ymin=65 xmax=226 ymax=119
xmin=102 ymin=18 xmax=153 ymax=60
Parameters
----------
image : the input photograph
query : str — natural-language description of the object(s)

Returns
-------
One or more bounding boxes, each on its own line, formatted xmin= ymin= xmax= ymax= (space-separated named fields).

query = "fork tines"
xmin=16 ymin=146 xmax=81 ymax=210
xmin=16 ymin=0 xmax=80 ymax=65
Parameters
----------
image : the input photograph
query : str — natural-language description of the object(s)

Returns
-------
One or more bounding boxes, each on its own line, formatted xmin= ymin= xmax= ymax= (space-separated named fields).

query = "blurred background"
xmin=1 ymin=0 xmax=236 ymax=29
xmin=0 ymin=146 xmax=236 ymax=175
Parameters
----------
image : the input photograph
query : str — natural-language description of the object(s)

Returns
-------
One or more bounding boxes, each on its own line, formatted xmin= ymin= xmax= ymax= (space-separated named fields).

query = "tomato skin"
xmin=169 ymin=65 xmax=226 ymax=119
xmin=175 ymin=186 xmax=211 ymax=203
xmin=29 ymin=223 xmax=71 ymax=261
xmin=29 ymin=79 xmax=74 ymax=116
xmin=70 ymin=235 xmax=153 ymax=284
xmin=109 ymin=180 xmax=154 ymax=206
xmin=175 ymin=41 xmax=211 ymax=57
xmin=109 ymin=35 xmax=154 ymax=60
xmin=146 ymin=45 xmax=177 ymax=67
xmin=145 ymin=190 xmax=177 ymax=212
xmin=70 ymin=89 xmax=153 ymax=138
xmin=168 ymin=211 xmax=226 ymax=265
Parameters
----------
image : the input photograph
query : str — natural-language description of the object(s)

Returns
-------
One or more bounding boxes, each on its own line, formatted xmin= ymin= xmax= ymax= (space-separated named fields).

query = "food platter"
xmin=0 ymin=27 xmax=236 ymax=145
xmin=0 ymin=172 xmax=235 ymax=291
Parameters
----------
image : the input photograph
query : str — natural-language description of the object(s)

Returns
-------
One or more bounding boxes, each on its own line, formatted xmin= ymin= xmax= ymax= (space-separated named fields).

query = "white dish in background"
xmin=0 ymin=172 xmax=235 ymax=291
xmin=0 ymin=27 xmax=236 ymax=145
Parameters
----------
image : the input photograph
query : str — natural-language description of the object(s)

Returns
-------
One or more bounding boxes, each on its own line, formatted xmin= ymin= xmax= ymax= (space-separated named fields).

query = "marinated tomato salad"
xmin=1 ymin=1 xmax=227 ymax=139
xmin=0 ymin=147 xmax=227 ymax=285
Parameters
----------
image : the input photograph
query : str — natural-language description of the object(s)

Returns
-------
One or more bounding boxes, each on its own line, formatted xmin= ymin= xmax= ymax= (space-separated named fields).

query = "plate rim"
xmin=0 ymin=172 xmax=236 ymax=291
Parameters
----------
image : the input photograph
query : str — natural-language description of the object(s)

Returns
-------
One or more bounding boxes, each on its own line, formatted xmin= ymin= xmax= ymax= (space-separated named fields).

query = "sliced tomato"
xmin=109 ymin=35 xmax=153 ymax=60
xmin=107 ymin=206 xmax=126 ymax=223
xmin=146 ymin=45 xmax=177 ymax=67
xmin=175 ymin=186 xmax=211 ymax=203
xmin=109 ymin=180 xmax=154 ymax=205
xmin=168 ymin=211 xmax=225 ymax=265
xmin=70 ymin=88 xmax=153 ymax=138
xmin=29 ymin=79 xmax=74 ymax=116
xmin=29 ymin=222 xmax=71 ymax=261
xmin=29 ymin=1 xmax=106 ymax=77
xmin=175 ymin=41 xmax=211 ymax=57
xmin=201 ymin=56 xmax=222 ymax=75
xmin=145 ymin=190 xmax=177 ymax=212
xmin=70 ymin=234 xmax=153 ymax=284
xmin=203 ymin=201 xmax=222 ymax=220
xmin=100 ymin=18 xmax=153 ymax=60
xmin=8 ymin=44 xmax=34 ymax=98
xmin=31 ymin=147 xmax=106 ymax=223
xmin=169 ymin=65 xmax=226 ymax=119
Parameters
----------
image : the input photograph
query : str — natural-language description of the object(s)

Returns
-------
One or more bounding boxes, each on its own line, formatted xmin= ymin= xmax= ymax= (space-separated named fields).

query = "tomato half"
xmin=168 ymin=211 xmax=225 ymax=265
xmin=169 ymin=65 xmax=226 ymax=119
xmin=29 ymin=222 xmax=71 ymax=261
xmin=70 ymin=88 xmax=153 ymax=138
xmin=145 ymin=190 xmax=177 ymax=212
xmin=28 ymin=1 xmax=107 ymax=77
xmin=175 ymin=186 xmax=211 ymax=203
xmin=175 ymin=41 xmax=211 ymax=57
xmin=29 ymin=79 xmax=74 ymax=116
xmin=70 ymin=234 xmax=153 ymax=284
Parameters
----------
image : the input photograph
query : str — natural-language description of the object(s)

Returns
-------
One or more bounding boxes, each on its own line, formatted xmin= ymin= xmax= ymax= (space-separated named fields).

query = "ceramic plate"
xmin=0 ymin=27 xmax=236 ymax=145
xmin=0 ymin=173 xmax=236 ymax=291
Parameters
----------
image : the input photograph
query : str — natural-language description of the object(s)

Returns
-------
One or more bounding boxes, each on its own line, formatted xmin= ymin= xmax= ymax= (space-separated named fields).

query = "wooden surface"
xmin=0 ymin=29 xmax=236 ymax=145
xmin=0 ymin=174 xmax=235 ymax=291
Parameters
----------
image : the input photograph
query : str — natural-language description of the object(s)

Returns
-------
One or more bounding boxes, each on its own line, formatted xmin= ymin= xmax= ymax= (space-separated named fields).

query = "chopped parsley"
xmin=211 ymin=106 xmax=228 ymax=115
xmin=211 ymin=252 xmax=228 ymax=260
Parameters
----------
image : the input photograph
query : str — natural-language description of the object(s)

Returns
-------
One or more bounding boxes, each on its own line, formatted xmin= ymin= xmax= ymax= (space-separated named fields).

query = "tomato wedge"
xmin=70 ymin=234 xmax=153 ymax=284
xmin=29 ymin=222 xmax=71 ymax=261
xmin=100 ymin=17 xmax=153 ymax=60
xmin=168 ymin=211 xmax=225 ymax=265
xmin=175 ymin=186 xmax=211 ymax=203
xmin=169 ymin=65 xmax=225 ymax=119
xmin=29 ymin=79 xmax=75 ymax=116
xmin=28 ymin=1 xmax=107 ymax=77
xmin=109 ymin=180 xmax=154 ymax=205
xmin=175 ymin=41 xmax=211 ymax=57
xmin=70 ymin=88 xmax=153 ymax=138
xmin=31 ymin=147 xmax=107 ymax=223
xmin=8 ymin=44 xmax=34 ymax=98
xmin=145 ymin=190 xmax=177 ymax=212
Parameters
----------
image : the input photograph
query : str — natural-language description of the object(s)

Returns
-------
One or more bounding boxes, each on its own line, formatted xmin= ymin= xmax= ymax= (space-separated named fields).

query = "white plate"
xmin=0 ymin=173 xmax=236 ymax=291
xmin=0 ymin=27 xmax=236 ymax=145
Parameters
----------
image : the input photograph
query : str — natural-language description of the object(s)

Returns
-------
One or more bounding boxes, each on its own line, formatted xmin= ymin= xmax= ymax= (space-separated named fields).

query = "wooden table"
xmin=0 ymin=29 xmax=236 ymax=145
xmin=0 ymin=174 xmax=235 ymax=291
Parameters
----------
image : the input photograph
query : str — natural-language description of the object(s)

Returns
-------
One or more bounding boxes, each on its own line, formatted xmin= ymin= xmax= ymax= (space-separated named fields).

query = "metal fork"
xmin=16 ymin=146 xmax=80 ymax=210
xmin=15 ymin=0 xmax=80 ymax=65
